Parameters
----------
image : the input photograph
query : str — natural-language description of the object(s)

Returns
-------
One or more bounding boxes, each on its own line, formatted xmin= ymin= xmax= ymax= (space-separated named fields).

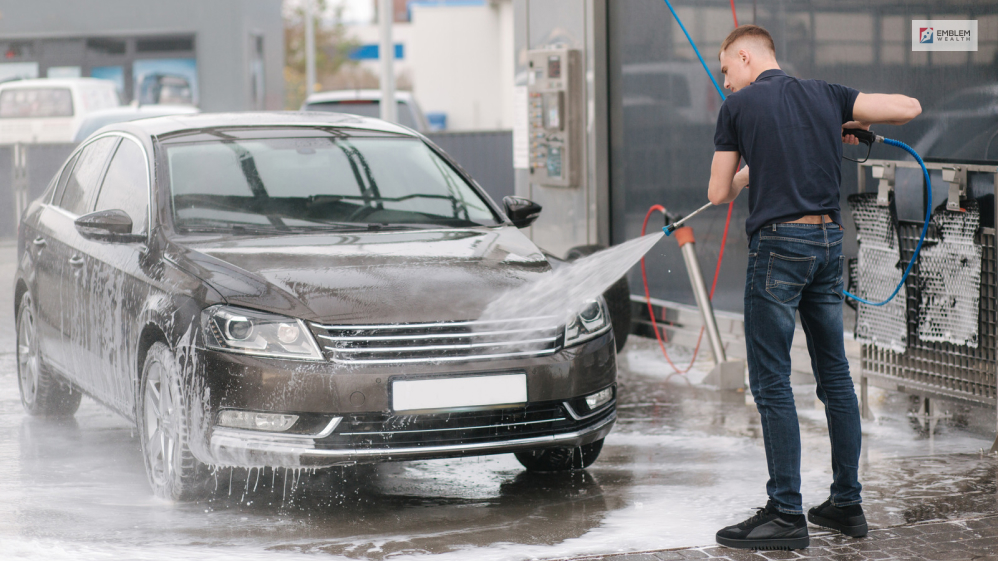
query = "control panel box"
xmin=527 ymin=48 xmax=582 ymax=188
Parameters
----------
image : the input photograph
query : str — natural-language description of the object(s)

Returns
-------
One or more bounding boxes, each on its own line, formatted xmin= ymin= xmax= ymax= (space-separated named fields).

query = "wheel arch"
xmin=136 ymin=323 xmax=169 ymax=401
xmin=14 ymin=278 xmax=28 ymax=320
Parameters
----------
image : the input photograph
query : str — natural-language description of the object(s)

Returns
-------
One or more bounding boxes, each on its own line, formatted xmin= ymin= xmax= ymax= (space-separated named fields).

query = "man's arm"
xmin=851 ymin=92 xmax=922 ymax=126
xmin=708 ymin=151 xmax=743 ymax=205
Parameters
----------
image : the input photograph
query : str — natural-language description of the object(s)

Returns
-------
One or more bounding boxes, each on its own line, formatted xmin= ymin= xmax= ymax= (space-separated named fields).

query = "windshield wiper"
xmin=177 ymin=221 xmax=285 ymax=234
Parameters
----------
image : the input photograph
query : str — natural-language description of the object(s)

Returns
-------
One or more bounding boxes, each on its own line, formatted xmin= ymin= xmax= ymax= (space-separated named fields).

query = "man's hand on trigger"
xmin=842 ymin=121 xmax=871 ymax=146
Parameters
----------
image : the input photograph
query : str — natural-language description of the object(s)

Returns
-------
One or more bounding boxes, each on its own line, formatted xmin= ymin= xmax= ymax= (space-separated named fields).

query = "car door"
xmin=51 ymin=136 xmax=119 ymax=392
xmin=85 ymin=136 xmax=152 ymax=414
xmin=29 ymin=151 xmax=80 ymax=373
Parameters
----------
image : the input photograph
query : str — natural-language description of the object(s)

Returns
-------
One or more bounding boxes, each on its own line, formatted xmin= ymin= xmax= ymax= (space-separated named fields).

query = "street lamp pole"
xmin=304 ymin=0 xmax=317 ymax=99
xmin=379 ymin=0 xmax=396 ymax=123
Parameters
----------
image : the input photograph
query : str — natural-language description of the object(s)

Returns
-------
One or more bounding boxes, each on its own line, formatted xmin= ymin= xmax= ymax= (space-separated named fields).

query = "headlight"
xmin=202 ymin=305 xmax=323 ymax=360
xmin=564 ymin=297 xmax=612 ymax=347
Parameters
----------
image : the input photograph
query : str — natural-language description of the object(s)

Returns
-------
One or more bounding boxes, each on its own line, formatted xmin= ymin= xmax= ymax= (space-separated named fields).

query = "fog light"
xmin=585 ymin=387 xmax=613 ymax=410
xmin=217 ymin=410 xmax=299 ymax=432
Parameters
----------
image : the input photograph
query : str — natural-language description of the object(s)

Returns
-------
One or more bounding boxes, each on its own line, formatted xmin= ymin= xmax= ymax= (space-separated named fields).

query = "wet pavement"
xmin=1 ymin=242 xmax=997 ymax=560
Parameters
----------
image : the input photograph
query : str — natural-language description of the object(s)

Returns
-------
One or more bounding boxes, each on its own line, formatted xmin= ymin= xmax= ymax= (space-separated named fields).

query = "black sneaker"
xmin=808 ymin=499 xmax=868 ymax=537
xmin=715 ymin=501 xmax=809 ymax=550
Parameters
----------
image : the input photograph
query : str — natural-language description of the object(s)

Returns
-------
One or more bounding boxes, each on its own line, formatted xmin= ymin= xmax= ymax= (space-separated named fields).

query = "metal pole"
xmin=664 ymin=201 xmax=712 ymax=235
xmin=379 ymin=0 xmax=397 ymax=123
xmin=304 ymin=0 xmax=316 ymax=98
xmin=678 ymin=233 xmax=727 ymax=364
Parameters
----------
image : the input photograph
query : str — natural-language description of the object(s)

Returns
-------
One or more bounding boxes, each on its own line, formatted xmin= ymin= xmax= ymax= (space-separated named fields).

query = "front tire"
xmin=137 ymin=342 xmax=212 ymax=501
xmin=515 ymin=438 xmax=604 ymax=472
xmin=17 ymin=291 xmax=81 ymax=417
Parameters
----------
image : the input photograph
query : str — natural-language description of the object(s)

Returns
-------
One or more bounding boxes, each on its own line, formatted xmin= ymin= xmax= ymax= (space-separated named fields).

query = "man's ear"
xmin=739 ymin=48 xmax=751 ymax=64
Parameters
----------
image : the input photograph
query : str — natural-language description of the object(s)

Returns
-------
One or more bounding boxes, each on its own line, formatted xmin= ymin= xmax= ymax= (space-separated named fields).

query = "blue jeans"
xmin=745 ymin=222 xmax=862 ymax=515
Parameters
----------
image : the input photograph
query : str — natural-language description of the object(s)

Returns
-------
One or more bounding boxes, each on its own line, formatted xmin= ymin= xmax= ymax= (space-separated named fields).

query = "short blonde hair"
xmin=719 ymin=25 xmax=776 ymax=58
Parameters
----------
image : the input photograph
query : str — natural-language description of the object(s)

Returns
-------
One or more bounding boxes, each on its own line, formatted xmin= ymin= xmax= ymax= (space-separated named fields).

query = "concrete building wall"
xmin=345 ymin=0 xmax=514 ymax=131
xmin=409 ymin=2 xmax=505 ymax=130
xmin=0 ymin=0 xmax=284 ymax=111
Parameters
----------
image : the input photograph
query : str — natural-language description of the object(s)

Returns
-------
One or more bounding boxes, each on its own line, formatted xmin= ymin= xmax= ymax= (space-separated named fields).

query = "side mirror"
xmin=503 ymin=196 xmax=542 ymax=229
xmin=75 ymin=209 xmax=144 ymax=243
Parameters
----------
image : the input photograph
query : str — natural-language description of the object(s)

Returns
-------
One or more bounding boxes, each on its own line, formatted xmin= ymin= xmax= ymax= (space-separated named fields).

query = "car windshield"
xmin=165 ymin=134 xmax=499 ymax=232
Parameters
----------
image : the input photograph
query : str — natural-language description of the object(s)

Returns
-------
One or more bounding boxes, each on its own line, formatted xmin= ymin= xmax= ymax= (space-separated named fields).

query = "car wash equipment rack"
xmin=851 ymin=157 xmax=998 ymax=451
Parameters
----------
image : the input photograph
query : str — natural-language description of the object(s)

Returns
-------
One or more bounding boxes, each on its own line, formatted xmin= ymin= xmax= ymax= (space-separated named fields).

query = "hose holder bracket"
xmin=942 ymin=166 xmax=967 ymax=212
xmin=872 ymin=163 xmax=895 ymax=206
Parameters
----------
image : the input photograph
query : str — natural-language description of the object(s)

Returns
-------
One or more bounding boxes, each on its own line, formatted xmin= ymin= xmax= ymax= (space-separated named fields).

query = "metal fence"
xmin=0 ymin=131 xmax=514 ymax=239
xmin=425 ymin=130 xmax=514 ymax=204
xmin=854 ymin=159 xmax=998 ymax=431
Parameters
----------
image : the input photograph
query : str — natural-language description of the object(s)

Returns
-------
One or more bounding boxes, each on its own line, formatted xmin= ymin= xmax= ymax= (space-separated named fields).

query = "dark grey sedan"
xmin=14 ymin=113 xmax=617 ymax=500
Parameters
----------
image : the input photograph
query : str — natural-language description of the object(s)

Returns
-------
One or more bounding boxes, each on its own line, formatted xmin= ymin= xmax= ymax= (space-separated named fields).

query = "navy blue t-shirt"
xmin=713 ymin=69 xmax=859 ymax=236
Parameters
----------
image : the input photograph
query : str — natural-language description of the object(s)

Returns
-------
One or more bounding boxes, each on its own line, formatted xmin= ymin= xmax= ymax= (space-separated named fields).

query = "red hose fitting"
xmin=672 ymin=226 xmax=695 ymax=248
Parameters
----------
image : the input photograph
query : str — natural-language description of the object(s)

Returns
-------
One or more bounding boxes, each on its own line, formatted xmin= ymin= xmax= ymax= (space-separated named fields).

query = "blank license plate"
xmin=392 ymin=373 xmax=527 ymax=413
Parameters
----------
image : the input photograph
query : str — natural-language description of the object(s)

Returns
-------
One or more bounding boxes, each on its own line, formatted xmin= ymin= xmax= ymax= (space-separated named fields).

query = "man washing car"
xmin=705 ymin=25 xmax=922 ymax=550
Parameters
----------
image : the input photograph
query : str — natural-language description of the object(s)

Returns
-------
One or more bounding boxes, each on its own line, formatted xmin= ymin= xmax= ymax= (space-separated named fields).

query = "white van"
xmin=302 ymin=90 xmax=430 ymax=133
xmin=0 ymin=78 xmax=120 ymax=144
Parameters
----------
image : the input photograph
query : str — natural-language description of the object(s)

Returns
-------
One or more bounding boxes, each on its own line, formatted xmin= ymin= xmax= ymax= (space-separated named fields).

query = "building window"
xmin=136 ymin=37 xmax=195 ymax=53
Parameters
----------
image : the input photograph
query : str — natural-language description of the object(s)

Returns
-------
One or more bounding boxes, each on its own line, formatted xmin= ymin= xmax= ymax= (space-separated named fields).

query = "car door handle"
xmin=32 ymin=237 xmax=46 ymax=247
xmin=68 ymin=255 xmax=85 ymax=267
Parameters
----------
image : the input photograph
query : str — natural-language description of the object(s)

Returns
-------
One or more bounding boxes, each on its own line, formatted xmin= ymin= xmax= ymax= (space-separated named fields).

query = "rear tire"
xmin=137 ymin=342 xmax=212 ymax=501
xmin=515 ymin=438 xmax=604 ymax=472
xmin=17 ymin=291 xmax=81 ymax=417
xmin=565 ymin=245 xmax=631 ymax=352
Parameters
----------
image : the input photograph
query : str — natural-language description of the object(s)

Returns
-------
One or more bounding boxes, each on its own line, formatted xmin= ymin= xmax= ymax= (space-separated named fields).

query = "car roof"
xmin=0 ymin=77 xmax=117 ymax=89
xmin=304 ymin=90 xmax=416 ymax=104
xmin=98 ymin=111 xmax=420 ymax=139
xmin=75 ymin=105 xmax=201 ymax=142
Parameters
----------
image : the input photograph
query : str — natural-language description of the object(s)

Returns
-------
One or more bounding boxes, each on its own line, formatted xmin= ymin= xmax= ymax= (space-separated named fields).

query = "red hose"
xmin=638 ymin=0 xmax=738 ymax=375
xmin=641 ymin=203 xmax=731 ymax=374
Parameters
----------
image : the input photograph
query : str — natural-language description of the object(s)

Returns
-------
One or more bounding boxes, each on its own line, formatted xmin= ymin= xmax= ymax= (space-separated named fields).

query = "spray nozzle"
xmin=662 ymin=211 xmax=682 ymax=236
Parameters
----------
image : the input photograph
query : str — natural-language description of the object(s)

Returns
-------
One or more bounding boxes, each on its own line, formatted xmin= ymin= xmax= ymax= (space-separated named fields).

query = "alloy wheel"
xmin=17 ymin=295 xmax=40 ymax=408
xmin=143 ymin=358 xmax=182 ymax=488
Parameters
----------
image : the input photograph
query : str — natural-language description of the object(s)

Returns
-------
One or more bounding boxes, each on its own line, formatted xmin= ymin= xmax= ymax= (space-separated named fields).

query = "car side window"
xmin=93 ymin=139 xmax=149 ymax=234
xmin=51 ymin=152 xmax=81 ymax=205
xmin=57 ymin=136 xmax=117 ymax=216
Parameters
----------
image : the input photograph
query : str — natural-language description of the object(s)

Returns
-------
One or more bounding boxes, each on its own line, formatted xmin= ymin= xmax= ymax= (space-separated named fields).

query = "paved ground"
xmin=564 ymin=515 xmax=998 ymax=560
xmin=1 ymin=242 xmax=997 ymax=560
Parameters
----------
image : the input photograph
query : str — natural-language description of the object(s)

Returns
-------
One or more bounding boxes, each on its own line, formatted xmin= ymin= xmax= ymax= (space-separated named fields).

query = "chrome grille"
xmin=310 ymin=317 xmax=563 ymax=364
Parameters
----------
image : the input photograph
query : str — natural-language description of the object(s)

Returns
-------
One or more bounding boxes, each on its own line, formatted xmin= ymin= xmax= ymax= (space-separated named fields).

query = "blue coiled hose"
xmin=660 ymin=0 xmax=931 ymax=307
xmin=844 ymin=138 xmax=931 ymax=306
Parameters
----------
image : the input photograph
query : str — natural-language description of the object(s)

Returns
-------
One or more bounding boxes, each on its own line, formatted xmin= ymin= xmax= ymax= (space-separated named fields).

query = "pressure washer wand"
xmin=663 ymin=201 xmax=714 ymax=236
xmin=664 ymin=130 xmax=881 ymax=237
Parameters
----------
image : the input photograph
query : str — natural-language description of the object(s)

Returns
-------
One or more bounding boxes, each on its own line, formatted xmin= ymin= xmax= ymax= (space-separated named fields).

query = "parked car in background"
xmin=73 ymin=104 xmax=199 ymax=142
xmin=0 ymin=78 xmax=120 ymax=144
xmin=302 ymin=90 xmax=430 ymax=132
xmin=14 ymin=112 xmax=616 ymax=501
xmin=137 ymin=73 xmax=194 ymax=106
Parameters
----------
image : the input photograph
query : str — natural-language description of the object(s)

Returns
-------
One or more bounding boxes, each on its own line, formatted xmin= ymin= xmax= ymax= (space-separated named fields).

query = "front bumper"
xmin=196 ymin=329 xmax=616 ymax=467
xmin=209 ymin=401 xmax=616 ymax=468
